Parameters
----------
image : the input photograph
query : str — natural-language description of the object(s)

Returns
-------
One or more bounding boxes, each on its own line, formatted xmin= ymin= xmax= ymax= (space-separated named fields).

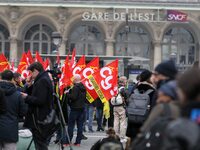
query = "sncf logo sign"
xmin=167 ymin=10 xmax=187 ymax=22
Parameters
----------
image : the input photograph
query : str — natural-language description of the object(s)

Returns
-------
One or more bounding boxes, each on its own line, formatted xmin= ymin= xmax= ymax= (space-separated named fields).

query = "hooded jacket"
xmin=0 ymin=81 xmax=27 ymax=142
xmin=68 ymin=82 xmax=86 ymax=110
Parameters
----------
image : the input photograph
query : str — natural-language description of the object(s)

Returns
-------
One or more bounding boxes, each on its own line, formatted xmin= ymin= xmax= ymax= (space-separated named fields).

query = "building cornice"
xmin=0 ymin=1 xmax=200 ymax=11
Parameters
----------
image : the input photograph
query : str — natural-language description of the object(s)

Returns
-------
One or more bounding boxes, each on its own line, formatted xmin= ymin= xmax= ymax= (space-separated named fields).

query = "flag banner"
xmin=70 ymin=48 xmax=76 ymax=70
xmin=88 ymin=59 xmax=118 ymax=103
xmin=26 ymin=50 xmax=34 ymax=65
xmin=10 ymin=61 xmax=17 ymax=72
xmin=72 ymin=55 xmax=86 ymax=77
xmin=59 ymin=57 xmax=73 ymax=95
xmin=35 ymin=51 xmax=44 ymax=66
xmin=88 ymin=59 xmax=118 ymax=119
xmin=43 ymin=58 xmax=50 ymax=71
xmin=0 ymin=54 xmax=10 ymax=72
xmin=80 ymin=57 xmax=99 ymax=103
xmin=88 ymin=74 xmax=106 ymax=102
xmin=17 ymin=53 xmax=29 ymax=79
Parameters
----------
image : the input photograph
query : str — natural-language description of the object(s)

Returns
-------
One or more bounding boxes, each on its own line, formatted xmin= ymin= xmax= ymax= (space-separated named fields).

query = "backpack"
xmin=131 ymin=104 xmax=173 ymax=150
xmin=127 ymin=89 xmax=153 ymax=123
xmin=162 ymin=118 xmax=200 ymax=150
xmin=111 ymin=87 xmax=124 ymax=106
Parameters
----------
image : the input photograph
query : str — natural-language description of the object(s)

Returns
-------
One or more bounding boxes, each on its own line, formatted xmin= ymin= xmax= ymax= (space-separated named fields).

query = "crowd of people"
xmin=0 ymin=59 xmax=200 ymax=150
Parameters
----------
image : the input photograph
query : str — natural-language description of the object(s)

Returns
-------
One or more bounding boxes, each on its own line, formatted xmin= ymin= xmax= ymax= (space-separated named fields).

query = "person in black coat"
xmin=126 ymin=69 xmax=155 ymax=142
xmin=64 ymin=74 xmax=86 ymax=147
xmin=0 ymin=87 xmax=6 ymax=114
xmin=0 ymin=70 xmax=27 ymax=150
xmin=21 ymin=62 xmax=54 ymax=150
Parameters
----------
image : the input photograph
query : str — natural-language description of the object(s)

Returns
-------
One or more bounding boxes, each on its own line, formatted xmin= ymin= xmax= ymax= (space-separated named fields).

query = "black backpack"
xmin=127 ymin=89 xmax=153 ymax=123
xmin=131 ymin=104 xmax=173 ymax=150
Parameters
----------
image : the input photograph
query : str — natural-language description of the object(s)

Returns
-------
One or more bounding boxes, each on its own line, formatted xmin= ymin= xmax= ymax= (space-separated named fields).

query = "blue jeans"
xmin=88 ymin=105 xmax=95 ymax=131
xmin=96 ymin=108 xmax=103 ymax=129
xmin=67 ymin=108 xmax=84 ymax=144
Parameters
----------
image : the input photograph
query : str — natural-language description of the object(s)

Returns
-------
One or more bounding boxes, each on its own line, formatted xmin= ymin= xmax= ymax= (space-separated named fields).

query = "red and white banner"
xmin=88 ymin=59 xmax=118 ymax=103
xmin=80 ymin=57 xmax=99 ymax=103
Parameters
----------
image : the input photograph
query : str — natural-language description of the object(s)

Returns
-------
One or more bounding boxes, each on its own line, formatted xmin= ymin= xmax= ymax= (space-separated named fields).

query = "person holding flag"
xmin=64 ymin=74 xmax=86 ymax=147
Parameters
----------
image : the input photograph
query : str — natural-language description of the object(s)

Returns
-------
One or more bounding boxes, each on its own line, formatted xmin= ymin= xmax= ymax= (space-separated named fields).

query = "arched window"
xmin=162 ymin=27 xmax=196 ymax=69
xmin=0 ymin=24 xmax=10 ymax=58
xmin=68 ymin=24 xmax=104 ymax=55
xmin=115 ymin=25 xmax=151 ymax=58
xmin=24 ymin=24 xmax=54 ymax=54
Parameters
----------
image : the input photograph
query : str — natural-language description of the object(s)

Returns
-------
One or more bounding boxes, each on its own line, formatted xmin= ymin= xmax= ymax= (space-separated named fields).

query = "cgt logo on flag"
xmin=167 ymin=10 xmax=187 ymax=22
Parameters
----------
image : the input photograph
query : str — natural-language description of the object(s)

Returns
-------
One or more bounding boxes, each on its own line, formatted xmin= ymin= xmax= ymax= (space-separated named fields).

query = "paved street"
xmin=49 ymin=130 xmax=106 ymax=150
xmin=18 ymin=123 xmax=107 ymax=150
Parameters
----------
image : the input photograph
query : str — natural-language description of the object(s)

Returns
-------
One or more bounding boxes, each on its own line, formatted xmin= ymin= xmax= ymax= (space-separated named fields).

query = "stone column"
xmin=9 ymin=37 xmax=18 ymax=64
xmin=153 ymin=40 xmax=162 ymax=68
xmin=59 ymin=38 xmax=67 ymax=55
xmin=105 ymin=39 xmax=115 ymax=56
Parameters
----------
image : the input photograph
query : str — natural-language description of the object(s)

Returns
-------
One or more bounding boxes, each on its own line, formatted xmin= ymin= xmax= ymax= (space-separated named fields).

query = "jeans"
xmin=88 ymin=105 xmax=95 ymax=131
xmin=96 ymin=108 xmax=103 ymax=129
xmin=67 ymin=108 xmax=84 ymax=144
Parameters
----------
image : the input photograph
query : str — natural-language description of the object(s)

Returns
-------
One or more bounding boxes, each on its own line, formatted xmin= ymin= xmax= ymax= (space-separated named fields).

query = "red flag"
xmin=59 ymin=57 xmax=73 ymax=95
xmin=80 ymin=57 xmax=99 ymax=103
xmin=26 ymin=50 xmax=34 ymax=64
xmin=43 ymin=58 xmax=50 ymax=71
xmin=10 ymin=60 xmax=17 ymax=72
xmin=72 ymin=55 xmax=86 ymax=76
xmin=61 ymin=54 xmax=69 ymax=72
xmin=70 ymin=48 xmax=76 ymax=70
xmin=0 ymin=54 xmax=10 ymax=72
xmin=35 ymin=51 xmax=44 ymax=66
xmin=17 ymin=53 xmax=29 ymax=79
xmin=88 ymin=59 xmax=118 ymax=103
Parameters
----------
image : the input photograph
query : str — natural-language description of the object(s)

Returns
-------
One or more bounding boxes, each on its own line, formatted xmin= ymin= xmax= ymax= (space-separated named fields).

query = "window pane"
xmin=4 ymin=42 xmax=10 ymax=59
xmin=33 ymin=43 xmax=39 ymax=52
xmin=188 ymin=46 xmax=195 ymax=65
xmin=24 ymin=43 xmax=30 ymax=52
xmin=42 ymin=33 xmax=48 ymax=40
xmin=42 ymin=43 xmax=48 ymax=54
xmin=115 ymin=25 xmax=150 ymax=58
xmin=69 ymin=24 xmax=104 ymax=55
xmin=33 ymin=33 xmax=39 ymax=40
xmin=162 ymin=45 xmax=170 ymax=60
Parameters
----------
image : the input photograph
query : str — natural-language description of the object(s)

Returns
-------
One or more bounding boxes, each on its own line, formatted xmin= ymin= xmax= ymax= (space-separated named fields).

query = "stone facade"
xmin=0 ymin=1 xmax=200 ymax=75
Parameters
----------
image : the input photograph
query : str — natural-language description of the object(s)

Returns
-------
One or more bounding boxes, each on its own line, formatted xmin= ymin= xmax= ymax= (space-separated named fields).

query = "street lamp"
xmin=51 ymin=32 xmax=62 ymax=65
xmin=51 ymin=32 xmax=62 ymax=49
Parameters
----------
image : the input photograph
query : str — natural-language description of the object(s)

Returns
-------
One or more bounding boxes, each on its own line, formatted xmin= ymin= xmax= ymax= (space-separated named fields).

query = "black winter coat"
xmin=23 ymin=71 xmax=54 ymax=129
xmin=68 ymin=82 xmax=86 ymax=110
xmin=0 ymin=81 xmax=27 ymax=142
xmin=126 ymin=82 xmax=155 ymax=139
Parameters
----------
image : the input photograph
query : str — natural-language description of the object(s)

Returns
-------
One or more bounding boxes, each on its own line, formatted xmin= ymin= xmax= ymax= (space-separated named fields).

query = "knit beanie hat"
xmin=159 ymin=81 xmax=177 ymax=100
xmin=155 ymin=60 xmax=178 ymax=79
xmin=140 ymin=69 xmax=152 ymax=82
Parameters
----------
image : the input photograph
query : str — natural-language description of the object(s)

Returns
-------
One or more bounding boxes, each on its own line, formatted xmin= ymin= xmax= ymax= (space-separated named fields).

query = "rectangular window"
xmin=42 ymin=43 xmax=48 ymax=54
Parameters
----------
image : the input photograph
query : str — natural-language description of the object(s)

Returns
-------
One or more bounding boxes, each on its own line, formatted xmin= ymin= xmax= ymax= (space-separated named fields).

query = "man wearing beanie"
xmin=151 ymin=59 xmax=178 ymax=107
